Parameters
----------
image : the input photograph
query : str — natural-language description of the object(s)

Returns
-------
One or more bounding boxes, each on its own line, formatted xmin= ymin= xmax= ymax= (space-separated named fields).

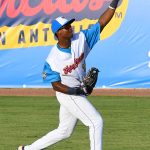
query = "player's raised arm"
xmin=99 ymin=0 xmax=120 ymax=32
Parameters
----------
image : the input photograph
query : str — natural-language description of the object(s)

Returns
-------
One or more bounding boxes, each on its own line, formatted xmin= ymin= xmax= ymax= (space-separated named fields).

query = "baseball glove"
xmin=81 ymin=67 xmax=99 ymax=96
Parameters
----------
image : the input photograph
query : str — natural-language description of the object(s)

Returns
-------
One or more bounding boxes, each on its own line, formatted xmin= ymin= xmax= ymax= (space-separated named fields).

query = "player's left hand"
xmin=81 ymin=67 xmax=99 ymax=96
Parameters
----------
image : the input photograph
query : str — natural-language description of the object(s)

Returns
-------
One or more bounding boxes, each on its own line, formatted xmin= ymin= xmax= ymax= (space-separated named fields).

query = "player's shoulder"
xmin=46 ymin=45 xmax=57 ymax=62
xmin=49 ymin=45 xmax=58 ymax=55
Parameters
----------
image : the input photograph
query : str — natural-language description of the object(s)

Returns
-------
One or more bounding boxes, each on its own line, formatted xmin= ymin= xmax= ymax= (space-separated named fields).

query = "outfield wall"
xmin=0 ymin=1 xmax=150 ymax=88
xmin=0 ymin=88 xmax=150 ymax=97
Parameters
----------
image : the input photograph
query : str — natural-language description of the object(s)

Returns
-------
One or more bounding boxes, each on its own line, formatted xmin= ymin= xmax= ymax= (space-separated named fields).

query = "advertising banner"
xmin=0 ymin=0 xmax=150 ymax=88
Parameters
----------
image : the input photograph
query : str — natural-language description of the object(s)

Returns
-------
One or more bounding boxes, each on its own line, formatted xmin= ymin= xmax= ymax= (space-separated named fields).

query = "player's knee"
xmin=63 ymin=131 xmax=72 ymax=139
xmin=58 ymin=128 xmax=72 ymax=139
xmin=92 ymin=115 xmax=103 ymax=128
xmin=97 ymin=116 xmax=103 ymax=127
xmin=60 ymin=131 xmax=72 ymax=139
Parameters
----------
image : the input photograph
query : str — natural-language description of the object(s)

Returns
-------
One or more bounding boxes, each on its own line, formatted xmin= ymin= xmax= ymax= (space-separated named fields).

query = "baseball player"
xmin=18 ymin=0 xmax=120 ymax=150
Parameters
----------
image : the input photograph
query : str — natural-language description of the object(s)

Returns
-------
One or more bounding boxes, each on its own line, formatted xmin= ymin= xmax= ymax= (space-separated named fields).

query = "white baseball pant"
xmin=24 ymin=92 xmax=103 ymax=150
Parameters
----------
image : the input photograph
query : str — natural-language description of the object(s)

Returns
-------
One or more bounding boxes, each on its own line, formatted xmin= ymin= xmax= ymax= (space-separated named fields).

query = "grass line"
xmin=0 ymin=96 xmax=150 ymax=150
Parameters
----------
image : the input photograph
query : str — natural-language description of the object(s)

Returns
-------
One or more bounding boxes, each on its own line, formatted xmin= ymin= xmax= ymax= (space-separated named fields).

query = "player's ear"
xmin=55 ymin=33 xmax=58 ymax=39
xmin=55 ymin=33 xmax=58 ymax=38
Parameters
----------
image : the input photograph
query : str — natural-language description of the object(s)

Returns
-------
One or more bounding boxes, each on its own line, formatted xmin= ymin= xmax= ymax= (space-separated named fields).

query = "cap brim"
xmin=63 ymin=18 xmax=75 ymax=27
xmin=55 ymin=18 xmax=75 ymax=34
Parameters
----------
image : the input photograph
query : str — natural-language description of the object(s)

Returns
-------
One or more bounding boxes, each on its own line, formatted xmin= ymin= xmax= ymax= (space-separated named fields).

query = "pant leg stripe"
xmin=70 ymin=96 xmax=95 ymax=150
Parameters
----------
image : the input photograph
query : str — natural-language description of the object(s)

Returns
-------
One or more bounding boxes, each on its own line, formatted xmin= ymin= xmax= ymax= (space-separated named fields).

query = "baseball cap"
xmin=51 ymin=16 xmax=75 ymax=34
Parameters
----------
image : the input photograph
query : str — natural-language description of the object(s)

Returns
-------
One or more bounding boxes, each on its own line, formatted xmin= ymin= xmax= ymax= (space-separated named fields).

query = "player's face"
xmin=57 ymin=24 xmax=73 ymax=39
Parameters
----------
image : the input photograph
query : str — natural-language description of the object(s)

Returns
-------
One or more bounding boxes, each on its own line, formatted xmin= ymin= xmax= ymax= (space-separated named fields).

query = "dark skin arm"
xmin=99 ymin=0 xmax=120 ymax=32
xmin=99 ymin=8 xmax=116 ymax=33
xmin=52 ymin=81 xmax=85 ymax=95
xmin=52 ymin=81 xmax=70 ymax=94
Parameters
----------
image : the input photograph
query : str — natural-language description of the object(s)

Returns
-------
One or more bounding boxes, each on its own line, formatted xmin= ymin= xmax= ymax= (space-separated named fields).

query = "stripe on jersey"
xmin=57 ymin=44 xmax=71 ymax=54
xmin=81 ymin=22 xmax=100 ymax=49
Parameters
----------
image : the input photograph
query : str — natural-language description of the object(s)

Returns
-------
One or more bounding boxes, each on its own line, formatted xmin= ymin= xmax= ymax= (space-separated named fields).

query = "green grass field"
xmin=0 ymin=96 xmax=150 ymax=150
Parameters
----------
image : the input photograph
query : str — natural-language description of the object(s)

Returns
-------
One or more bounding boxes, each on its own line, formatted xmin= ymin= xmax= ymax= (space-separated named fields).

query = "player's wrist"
xmin=68 ymin=87 xmax=86 ymax=95
xmin=109 ymin=0 xmax=120 ymax=9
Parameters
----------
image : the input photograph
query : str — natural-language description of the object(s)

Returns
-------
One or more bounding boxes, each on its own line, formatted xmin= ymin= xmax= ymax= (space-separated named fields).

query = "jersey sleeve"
xmin=42 ymin=62 xmax=61 ymax=83
xmin=81 ymin=22 xmax=100 ymax=50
